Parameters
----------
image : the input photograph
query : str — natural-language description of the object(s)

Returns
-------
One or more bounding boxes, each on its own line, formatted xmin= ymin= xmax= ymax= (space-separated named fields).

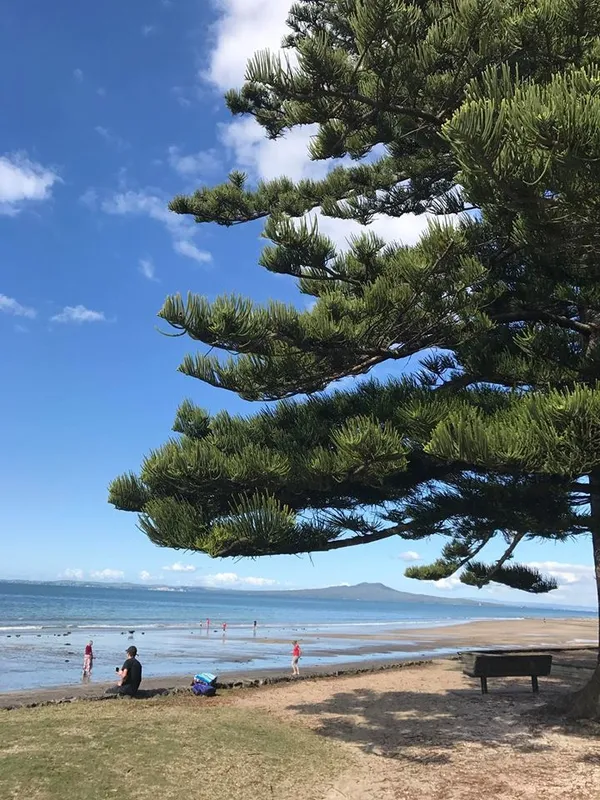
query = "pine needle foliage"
xmin=112 ymin=0 xmax=600 ymax=605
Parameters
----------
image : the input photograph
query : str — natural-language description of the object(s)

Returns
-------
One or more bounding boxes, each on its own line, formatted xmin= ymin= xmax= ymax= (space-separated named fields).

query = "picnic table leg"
xmin=532 ymin=676 xmax=539 ymax=693
xmin=481 ymin=676 xmax=488 ymax=694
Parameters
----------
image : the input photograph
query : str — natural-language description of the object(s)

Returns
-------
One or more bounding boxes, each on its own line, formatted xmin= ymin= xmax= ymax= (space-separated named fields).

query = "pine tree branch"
xmin=492 ymin=311 xmax=591 ymax=335
xmin=214 ymin=523 xmax=408 ymax=558
xmin=286 ymin=88 xmax=442 ymax=126
xmin=486 ymin=531 xmax=527 ymax=582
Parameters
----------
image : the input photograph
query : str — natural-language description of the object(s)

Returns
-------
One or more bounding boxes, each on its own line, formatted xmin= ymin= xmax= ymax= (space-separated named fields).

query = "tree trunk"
xmin=561 ymin=470 xmax=600 ymax=719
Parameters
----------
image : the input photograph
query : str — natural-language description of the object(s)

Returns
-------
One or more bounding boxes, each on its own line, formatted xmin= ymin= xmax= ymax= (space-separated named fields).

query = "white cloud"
xmin=526 ymin=561 xmax=595 ymax=587
xmin=173 ymin=239 xmax=212 ymax=264
xmin=206 ymin=0 xmax=294 ymax=92
xmin=142 ymin=24 xmax=156 ymax=37
xmin=399 ymin=551 xmax=422 ymax=562
xmin=101 ymin=189 xmax=212 ymax=265
xmin=90 ymin=569 xmax=125 ymax=581
xmin=220 ymin=118 xmax=325 ymax=183
xmin=164 ymin=562 xmax=197 ymax=573
xmin=139 ymin=570 xmax=153 ymax=581
xmin=207 ymin=2 xmax=447 ymax=250
xmin=51 ymin=305 xmax=107 ymax=324
xmin=0 ymin=153 xmax=59 ymax=215
xmin=422 ymin=560 xmax=597 ymax=606
xmin=200 ymin=572 xmax=277 ymax=588
xmin=220 ymin=120 xmax=443 ymax=248
xmin=167 ymin=146 xmax=221 ymax=177
xmin=94 ymin=126 xmax=129 ymax=151
xmin=73 ymin=68 xmax=84 ymax=83
xmin=139 ymin=258 xmax=158 ymax=282
xmin=431 ymin=574 xmax=463 ymax=591
xmin=61 ymin=568 xmax=84 ymax=581
xmin=0 ymin=293 xmax=36 ymax=319
xmin=320 ymin=210 xmax=441 ymax=250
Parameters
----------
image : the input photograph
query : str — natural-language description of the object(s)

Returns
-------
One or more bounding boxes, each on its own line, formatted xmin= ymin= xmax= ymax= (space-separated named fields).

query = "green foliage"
xmin=111 ymin=0 xmax=600 ymax=598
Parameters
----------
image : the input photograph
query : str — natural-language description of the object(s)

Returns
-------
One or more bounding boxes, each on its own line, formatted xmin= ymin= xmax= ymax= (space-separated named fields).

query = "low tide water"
xmin=0 ymin=582 xmax=595 ymax=693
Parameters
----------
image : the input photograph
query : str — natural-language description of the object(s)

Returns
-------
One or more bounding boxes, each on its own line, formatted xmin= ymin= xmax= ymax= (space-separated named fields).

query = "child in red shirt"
xmin=82 ymin=640 xmax=94 ymax=677
xmin=291 ymin=641 xmax=301 ymax=676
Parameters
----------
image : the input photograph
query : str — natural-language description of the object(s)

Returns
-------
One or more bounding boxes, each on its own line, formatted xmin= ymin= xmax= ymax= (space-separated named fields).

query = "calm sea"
xmin=0 ymin=583 xmax=595 ymax=693
xmin=1 ymin=582 xmax=594 ymax=630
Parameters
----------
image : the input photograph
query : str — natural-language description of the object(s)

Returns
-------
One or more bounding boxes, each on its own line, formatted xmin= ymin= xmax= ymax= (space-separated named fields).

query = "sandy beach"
xmin=225 ymin=651 xmax=600 ymax=799
xmin=1 ymin=616 xmax=595 ymax=708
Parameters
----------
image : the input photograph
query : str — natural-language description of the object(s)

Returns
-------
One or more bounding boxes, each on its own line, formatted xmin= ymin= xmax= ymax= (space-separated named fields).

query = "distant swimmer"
xmin=253 ymin=620 xmax=257 ymax=635
xmin=222 ymin=622 xmax=227 ymax=634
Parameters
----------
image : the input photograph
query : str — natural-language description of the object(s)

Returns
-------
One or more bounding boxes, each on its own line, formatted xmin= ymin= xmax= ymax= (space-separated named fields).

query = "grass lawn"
xmin=0 ymin=695 xmax=348 ymax=800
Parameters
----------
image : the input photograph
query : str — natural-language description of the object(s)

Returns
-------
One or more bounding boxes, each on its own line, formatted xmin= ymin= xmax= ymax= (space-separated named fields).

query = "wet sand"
xmin=1 ymin=617 xmax=595 ymax=709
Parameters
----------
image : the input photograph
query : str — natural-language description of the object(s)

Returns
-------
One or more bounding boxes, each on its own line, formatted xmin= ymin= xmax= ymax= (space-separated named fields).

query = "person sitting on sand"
xmin=291 ymin=641 xmax=302 ymax=676
xmin=115 ymin=645 xmax=142 ymax=697
xmin=82 ymin=640 xmax=94 ymax=677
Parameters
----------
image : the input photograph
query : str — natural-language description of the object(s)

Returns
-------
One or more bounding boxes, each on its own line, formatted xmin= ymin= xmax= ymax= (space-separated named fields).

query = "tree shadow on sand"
xmin=287 ymin=666 xmax=599 ymax=763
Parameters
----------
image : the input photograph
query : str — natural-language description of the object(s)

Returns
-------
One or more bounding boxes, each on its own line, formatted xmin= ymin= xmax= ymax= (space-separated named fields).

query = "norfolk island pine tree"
xmin=110 ymin=0 xmax=600 ymax=717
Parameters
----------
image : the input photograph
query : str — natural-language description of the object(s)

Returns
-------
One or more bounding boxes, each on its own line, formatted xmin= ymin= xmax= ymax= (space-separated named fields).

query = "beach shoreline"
xmin=1 ymin=617 xmax=596 ymax=709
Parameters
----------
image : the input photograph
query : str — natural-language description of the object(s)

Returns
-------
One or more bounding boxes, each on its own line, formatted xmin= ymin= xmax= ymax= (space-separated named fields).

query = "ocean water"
xmin=0 ymin=582 xmax=595 ymax=693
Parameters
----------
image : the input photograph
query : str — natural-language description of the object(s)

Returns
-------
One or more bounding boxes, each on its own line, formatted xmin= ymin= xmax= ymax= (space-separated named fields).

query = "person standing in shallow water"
xmin=291 ymin=641 xmax=301 ymax=676
xmin=82 ymin=640 xmax=94 ymax=677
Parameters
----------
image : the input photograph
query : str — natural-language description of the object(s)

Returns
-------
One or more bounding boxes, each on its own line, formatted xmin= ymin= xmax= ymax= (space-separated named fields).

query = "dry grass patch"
xmin=0 ymin=695 xmax=348 ymax=800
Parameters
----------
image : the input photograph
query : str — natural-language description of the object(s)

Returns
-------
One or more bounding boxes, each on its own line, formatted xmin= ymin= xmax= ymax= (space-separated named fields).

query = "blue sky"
xmin=0 ymin=0 xmax=595 ymax=607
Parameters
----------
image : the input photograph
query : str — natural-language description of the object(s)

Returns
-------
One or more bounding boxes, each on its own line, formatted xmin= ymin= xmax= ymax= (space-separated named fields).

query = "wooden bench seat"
xmin=460 ymin=652 xmax=553 ymax=694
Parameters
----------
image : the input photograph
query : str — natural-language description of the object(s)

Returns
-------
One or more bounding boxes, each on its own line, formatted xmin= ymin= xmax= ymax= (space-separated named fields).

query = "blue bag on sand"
xmin=194 ymin=672 xmax=217 ymax=686
xmin=192 ymin=682 xmax=216 ymax=697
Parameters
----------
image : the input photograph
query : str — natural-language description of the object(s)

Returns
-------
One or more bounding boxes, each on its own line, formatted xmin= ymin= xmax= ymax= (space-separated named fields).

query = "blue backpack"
xmin=192 ymin=681 xmax=216 ymax=697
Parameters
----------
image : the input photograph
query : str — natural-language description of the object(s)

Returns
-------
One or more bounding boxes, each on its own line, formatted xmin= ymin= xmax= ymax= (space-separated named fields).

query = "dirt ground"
xmin=229 ymin=651 xmax=600 ymax=800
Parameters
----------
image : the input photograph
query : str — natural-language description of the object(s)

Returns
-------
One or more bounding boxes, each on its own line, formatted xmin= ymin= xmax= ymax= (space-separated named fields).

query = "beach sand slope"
xmin=231 ymin=655 xmax=600 ymax=800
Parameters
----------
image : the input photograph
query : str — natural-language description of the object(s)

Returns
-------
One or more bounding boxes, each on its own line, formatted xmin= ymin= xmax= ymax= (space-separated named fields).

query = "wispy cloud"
xmin=139 ymin=570 xmax=153 ymax=581
xmin=398 ymin=551 xmax=422 ymax=562
xmin=0 ymin=153 xmax=60 ymax=216
xmin=526 ymin=561 xmax=594 ymax=587
xmin=89 ymin=569 xmax=125 ymax=581
xmin=101 ymin=189 xmax=212 ymax=265
xmin=51 ymin=305 xmax=107 ymax=324
xmin=141 ymin=24 xmax=156 ymax=37
xmin=94 ymin=126 xmax=130 ymax=151
xmin=97 ymin=87 xmax=107 ymax=97
xmin=61 ymin=568 xmax=84 ymax=580
xmin=173 ymin=239 xmax=212 ymax=264
xmin=167 ymin=146 xmax=221 ymax=177
xmin=164 ymin=562 xmax=197 ymax=573
xmin=73 ymin=67 xmax=84 ymax=83
xmin=199 ymin=572 xmax=277 ymax=588
xmin=171 ymin=87 xmax=192 ymax=108
xmin=0 ymin=293 xmax=36 ymax=319
xmin=139 ymin=258 xmax=158 ymax=282
xmin=79 ymin=188 xmax=98 ymax=208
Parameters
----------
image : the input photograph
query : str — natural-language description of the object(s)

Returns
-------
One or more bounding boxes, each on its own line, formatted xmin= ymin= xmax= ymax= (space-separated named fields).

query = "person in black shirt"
xmin=116 ymin=645 xmax=142 ymax=696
